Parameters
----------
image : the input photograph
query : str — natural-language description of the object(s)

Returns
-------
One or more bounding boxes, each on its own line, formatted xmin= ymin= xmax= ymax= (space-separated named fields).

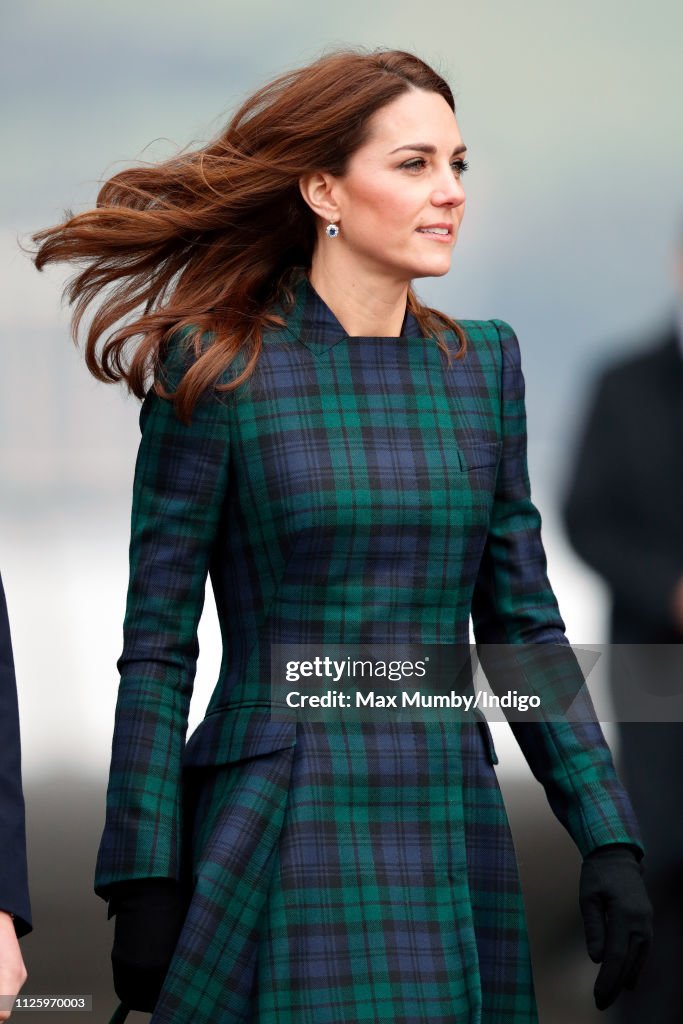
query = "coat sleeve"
xmin=94 ymin=328 xmax=232 ymax=899
xmin=470 ymin=319 xmax=644 ymax=858
xmin=0 ymin=572 xmax=32 ymax=936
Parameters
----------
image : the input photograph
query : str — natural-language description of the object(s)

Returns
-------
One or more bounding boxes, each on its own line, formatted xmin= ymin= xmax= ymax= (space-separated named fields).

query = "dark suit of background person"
xmin=0 ymin=573 xmax=31 ymax=939
xmin=0 ymin=573 xmax=32 ymax=1024
xmin=562 ymin=281 xmax=683 ymax=1023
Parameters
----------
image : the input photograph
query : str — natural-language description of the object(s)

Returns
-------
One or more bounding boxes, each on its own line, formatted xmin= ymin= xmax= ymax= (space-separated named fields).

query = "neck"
xmin=307 ymin=251 xmax=410 ymax=337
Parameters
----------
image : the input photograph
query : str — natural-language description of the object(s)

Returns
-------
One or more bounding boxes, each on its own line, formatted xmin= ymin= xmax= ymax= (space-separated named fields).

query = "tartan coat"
xmin=95 ymin=267 xmax=644 ymax=1024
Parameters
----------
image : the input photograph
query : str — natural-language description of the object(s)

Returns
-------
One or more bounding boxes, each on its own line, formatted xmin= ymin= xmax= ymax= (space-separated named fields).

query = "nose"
xmin=432 ymin=166 xmax=465 ymax=207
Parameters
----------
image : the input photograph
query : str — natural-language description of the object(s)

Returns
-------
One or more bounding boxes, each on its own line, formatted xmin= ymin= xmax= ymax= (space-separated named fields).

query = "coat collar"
xmin=273 ymin=267 xmax=424 ymax=355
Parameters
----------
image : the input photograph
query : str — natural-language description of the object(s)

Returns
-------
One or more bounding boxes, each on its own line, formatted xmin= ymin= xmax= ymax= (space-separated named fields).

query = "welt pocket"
xmin=183 ymin=703 xmax=297 ymax=768
xmin=203 ymin=699 xmax=277 ymax=719
xmin=457 ymin=440 xmax=502 ymax=472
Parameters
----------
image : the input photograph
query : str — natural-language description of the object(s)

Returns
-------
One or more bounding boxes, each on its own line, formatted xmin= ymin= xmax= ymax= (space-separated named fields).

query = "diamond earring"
xmin=325 ymin=222 xmax=340 ymax=238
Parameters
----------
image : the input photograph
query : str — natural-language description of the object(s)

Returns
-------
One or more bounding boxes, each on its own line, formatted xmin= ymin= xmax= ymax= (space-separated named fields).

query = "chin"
xmin=411 ymin=260 xmax=452 ymax=281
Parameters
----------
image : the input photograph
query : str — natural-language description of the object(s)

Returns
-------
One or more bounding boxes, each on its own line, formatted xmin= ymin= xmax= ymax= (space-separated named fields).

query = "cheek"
xmin=350 ymin=182 xmax=415 ymax=234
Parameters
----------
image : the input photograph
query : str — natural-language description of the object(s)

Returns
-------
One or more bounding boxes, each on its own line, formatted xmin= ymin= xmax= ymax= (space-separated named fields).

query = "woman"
xmin=29 ymin=47 xmax=652 ymax=1024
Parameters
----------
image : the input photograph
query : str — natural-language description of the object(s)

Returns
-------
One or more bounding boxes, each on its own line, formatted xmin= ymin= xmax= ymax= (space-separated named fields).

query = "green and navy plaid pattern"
xmin=96 ymin=269 xmax=643 ymax=1022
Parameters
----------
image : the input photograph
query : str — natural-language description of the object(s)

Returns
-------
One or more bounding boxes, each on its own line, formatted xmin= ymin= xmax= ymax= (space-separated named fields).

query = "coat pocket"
xmin=457 ymin=440 xmax=502 ymax=472
xmin=182 ymin=701 xmax=297 ymax=768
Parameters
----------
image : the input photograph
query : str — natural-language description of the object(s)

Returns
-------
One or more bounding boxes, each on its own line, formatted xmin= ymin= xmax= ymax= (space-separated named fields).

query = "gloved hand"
xmin=579 ymin=843 xmax=653 ymax=1011
xmin=107 ymin=877 xmax=188 ymax=1013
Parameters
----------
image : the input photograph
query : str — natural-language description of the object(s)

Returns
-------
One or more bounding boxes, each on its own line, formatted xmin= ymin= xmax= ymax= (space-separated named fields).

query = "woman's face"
xmin=318 ymin=88 xmax=467 ymax=282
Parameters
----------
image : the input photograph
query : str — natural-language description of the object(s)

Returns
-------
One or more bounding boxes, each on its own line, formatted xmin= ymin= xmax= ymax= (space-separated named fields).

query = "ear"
xmin=298 ymin=171 xmax=341 ymax=224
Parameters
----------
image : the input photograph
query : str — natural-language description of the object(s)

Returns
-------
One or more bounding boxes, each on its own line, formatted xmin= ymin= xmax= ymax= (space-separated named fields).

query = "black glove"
xmin=579 ymin=843 xmax=653 ymax=1011
xmin=108 ymin=877 xmax=188 ymax=1013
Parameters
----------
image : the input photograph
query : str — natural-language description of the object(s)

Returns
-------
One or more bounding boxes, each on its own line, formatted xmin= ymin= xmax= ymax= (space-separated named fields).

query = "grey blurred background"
xmin=2 ymin=1 xmax=682 ymax=1021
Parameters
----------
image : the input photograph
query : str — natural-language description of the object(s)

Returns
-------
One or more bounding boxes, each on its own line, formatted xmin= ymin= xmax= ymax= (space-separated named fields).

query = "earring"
xmin=325 ymin=222 xmax=340 ymax=238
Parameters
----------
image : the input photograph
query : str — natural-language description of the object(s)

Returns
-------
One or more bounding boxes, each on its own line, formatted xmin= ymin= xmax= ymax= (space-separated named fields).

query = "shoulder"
xmin=598 ymin=334 xmax=677 ymax=390
xmin=157 ymin=324 xmax=217 ymax=390
xmin=456 ymin=317 xmax=518 ymax=348
xmin=139 ymin=324 xmax=238 ymax=431
xmin=455 ymin=317 xmax=522 ymax=375
xmin=0 ymin=573 xmax=16 ymax=678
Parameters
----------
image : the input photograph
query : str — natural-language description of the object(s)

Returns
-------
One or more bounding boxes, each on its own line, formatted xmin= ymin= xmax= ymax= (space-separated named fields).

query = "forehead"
xmin=364 ymin=89 xmax=461 ymax=146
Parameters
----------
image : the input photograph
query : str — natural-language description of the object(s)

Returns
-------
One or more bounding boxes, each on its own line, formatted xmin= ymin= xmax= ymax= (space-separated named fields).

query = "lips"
xmin=416 ymin=224 xmax=452 ymax=237
xmin=416 ymin=225 xmax=453 ymax=243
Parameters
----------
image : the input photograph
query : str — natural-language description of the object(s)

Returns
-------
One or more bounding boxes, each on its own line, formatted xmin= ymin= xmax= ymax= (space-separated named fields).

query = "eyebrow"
xmin=388 ymin=143 xmax=467 ymax=155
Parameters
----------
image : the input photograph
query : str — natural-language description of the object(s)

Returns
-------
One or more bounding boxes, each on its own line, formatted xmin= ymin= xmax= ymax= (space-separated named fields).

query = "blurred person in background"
xmin=0 ymin=572 xmax=31 ymax=1021
xmin=28 ymin=46 xmax=652 ymax=1024
xmin=562 ymin=223 xmax=683 ymax=1023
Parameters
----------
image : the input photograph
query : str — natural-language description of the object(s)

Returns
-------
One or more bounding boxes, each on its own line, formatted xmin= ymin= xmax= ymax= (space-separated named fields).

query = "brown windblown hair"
xmin=27 ymin=46 xmax=468 ymax=423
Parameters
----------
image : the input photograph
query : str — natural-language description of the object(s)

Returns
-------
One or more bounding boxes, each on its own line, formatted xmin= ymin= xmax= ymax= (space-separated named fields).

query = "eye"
xmin=399 ymin=157 xmax=469 ymax=177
